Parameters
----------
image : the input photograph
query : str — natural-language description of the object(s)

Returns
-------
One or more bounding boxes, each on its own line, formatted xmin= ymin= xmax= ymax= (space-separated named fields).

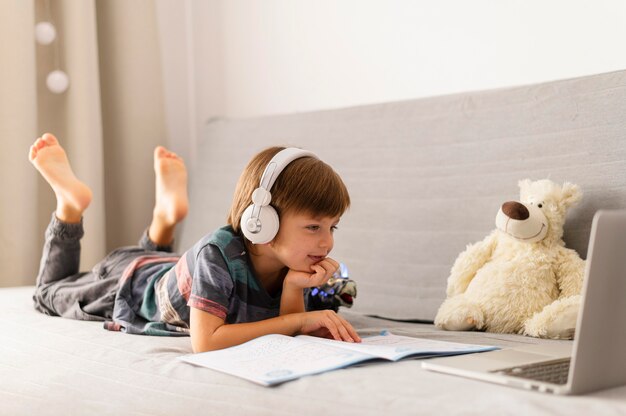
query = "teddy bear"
xmin=434 ymin=179 xmax=586 ymax=339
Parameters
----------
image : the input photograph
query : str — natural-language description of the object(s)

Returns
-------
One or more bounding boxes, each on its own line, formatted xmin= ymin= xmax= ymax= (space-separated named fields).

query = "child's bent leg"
xmin=29 ymin=133 xmax=93 ymax=286
xmin=146 ymin=146 xmax=188 ymax=248
xmin=28 ymin=133 xmax=103 ymax=317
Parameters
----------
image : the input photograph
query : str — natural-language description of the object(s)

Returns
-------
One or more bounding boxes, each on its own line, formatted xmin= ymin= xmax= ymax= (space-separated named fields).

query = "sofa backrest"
xmin=179 ymin=70 xmax=626 ymax=321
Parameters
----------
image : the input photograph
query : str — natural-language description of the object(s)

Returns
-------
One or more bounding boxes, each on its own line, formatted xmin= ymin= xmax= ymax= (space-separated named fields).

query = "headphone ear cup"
xmin=240 ymin=204 xmax=280 ymax=244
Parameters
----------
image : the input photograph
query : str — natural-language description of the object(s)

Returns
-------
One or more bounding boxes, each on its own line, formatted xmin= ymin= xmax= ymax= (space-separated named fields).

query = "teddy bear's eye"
xmin=537 ymin=203 xmax=543 ymax=208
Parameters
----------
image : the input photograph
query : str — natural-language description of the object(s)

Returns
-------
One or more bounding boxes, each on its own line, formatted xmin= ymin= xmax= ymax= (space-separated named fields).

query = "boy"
xmin=29 ymin=134 xmax=360 ymax=352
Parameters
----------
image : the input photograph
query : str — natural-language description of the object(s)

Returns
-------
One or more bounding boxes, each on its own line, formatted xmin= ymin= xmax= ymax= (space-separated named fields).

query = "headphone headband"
xmin=258 ymin=148 xmax=317 ymax=191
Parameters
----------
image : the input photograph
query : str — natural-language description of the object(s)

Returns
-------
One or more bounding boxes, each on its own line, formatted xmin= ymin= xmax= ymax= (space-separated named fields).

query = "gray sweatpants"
xmin=33 ymin=214 xmax=173 ymax=321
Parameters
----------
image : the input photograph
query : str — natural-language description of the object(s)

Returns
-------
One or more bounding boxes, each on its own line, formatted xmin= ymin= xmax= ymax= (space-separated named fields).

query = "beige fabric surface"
xmin=3 ymin=286 xmax=626 ymax=416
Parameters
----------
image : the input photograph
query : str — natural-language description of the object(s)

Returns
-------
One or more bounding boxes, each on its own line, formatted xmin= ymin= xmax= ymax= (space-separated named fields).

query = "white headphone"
xmin=240 ymin=147 xmax=318 ymax=244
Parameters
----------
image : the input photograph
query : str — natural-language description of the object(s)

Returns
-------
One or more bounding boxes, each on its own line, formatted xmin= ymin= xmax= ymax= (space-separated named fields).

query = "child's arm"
xmin=279 ymin=257 xmax=339 ymax=315
xmin=190 ymin=306 xmax=360 ymax=353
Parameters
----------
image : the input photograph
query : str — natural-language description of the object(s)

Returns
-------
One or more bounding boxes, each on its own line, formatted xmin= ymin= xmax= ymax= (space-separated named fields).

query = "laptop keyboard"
xmin=493 ymin=358 xmax=571 ymax=385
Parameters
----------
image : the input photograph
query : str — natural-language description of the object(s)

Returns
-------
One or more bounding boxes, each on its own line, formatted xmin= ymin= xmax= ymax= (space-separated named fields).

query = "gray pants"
xmin=33 ymin=214 xmax=173 ymax=321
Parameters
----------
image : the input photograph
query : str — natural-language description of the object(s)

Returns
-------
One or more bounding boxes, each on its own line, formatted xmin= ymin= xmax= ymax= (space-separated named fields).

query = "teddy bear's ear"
xmin=518 ymin=179 xmax=532 ymax=199
xmin=561 ymin=182 xmax=583 ymax=209
xmin=518 ymin=178 xmax=532 ymax=191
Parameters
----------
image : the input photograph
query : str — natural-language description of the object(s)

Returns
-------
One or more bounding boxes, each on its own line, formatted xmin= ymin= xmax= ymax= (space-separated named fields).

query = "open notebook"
xmin=180 ymin=332 xmax=497 ymax=386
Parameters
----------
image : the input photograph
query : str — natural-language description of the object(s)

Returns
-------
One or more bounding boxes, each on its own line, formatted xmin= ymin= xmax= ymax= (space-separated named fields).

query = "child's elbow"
xmin=191 ymin=327 xmax=225 ymax=353
xmin=191 ymin=337 xmax=221 ymax=353
xmin=192 ymin=344 xmax=212 ymax=353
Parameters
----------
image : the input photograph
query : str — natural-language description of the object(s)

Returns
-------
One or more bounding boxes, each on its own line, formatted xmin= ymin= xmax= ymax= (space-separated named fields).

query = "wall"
xmin=157 ymin=0 xmax=626 ymax=134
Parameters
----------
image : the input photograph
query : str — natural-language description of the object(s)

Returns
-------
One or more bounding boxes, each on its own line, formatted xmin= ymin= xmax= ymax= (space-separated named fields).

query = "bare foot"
xmin=29 ymin=133 xmax=92 ymax=223
xmin=148 ymin=146 xmax=188 ymax=246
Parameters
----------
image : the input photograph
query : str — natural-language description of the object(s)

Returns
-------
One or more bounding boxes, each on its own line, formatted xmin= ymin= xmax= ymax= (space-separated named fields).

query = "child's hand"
xmin=285 ymin=257 xmax=339 ymax=290
xmin=298 ymin=310 xmax=361 ymax=343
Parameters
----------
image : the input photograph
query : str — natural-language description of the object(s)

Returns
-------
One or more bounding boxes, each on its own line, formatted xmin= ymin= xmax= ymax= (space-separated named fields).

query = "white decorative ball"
xmin=35 ymin=22 xmax=57 ymax=45
xmin=46 ymin=70 xmax=70 ymax=94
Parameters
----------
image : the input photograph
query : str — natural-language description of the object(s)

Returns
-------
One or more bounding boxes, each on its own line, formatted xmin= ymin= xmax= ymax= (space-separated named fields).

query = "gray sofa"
xmin=2 ymin=70 xmax=626 ymax=415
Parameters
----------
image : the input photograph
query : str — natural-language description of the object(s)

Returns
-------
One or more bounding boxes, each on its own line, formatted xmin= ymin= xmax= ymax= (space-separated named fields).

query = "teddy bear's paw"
xmin=543 ymin=308 xmax=578 ymax=339
xmin=523 ymin=297 xmax=581 ymax=339
xmin=434 ymin=298 xmax=484 ymax=331
xmin=523 ymin=322 xmax=547 ymax=338
xmin=438 ymin=317 xmax=477 ymax=331
xmin=524 ymin=317 xmax=575 ymax=340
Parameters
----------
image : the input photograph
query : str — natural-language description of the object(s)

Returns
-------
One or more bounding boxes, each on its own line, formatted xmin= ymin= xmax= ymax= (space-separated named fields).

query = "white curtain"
xmin=0 ymin=0 xmax=171 ymax=287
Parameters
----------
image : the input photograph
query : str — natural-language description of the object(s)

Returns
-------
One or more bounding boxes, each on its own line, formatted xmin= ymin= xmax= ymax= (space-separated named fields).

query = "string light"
xmin=35 ymin=21 xmax=56 ymax=45
xmin=46 ymin=70 xmax=70 ymax=93
xmin=36 ymin=0 xmax=69 ymax=94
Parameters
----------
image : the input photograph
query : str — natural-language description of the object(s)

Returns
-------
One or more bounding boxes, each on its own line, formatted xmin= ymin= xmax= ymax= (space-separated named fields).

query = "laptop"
xmin=422 ymin=210 xmax=626 ymax=395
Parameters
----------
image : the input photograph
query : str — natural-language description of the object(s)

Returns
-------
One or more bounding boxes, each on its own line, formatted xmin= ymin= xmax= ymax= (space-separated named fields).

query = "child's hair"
xmin=228 ymin=146 xmax=350 ymax=234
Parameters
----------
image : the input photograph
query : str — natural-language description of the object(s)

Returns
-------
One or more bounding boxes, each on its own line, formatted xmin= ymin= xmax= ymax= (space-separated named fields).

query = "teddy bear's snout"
xmin=501 ymin=201 xmax=529 ymax=220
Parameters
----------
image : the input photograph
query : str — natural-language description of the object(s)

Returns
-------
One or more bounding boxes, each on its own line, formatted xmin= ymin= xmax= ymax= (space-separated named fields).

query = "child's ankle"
xmin=55 ymin=207 xmax=83 ymax=224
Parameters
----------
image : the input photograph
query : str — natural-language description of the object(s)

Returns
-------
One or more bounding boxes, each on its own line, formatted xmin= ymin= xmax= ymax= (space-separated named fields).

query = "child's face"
xmin=270 ymin=211 xmax=340 ymax=273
